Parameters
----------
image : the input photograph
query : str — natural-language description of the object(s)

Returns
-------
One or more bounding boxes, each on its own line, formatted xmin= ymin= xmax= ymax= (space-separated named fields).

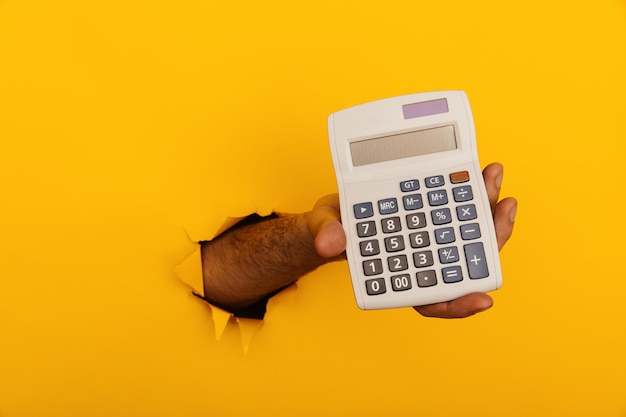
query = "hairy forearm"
xmin=201 ymin=214 xmax=332 ymax=311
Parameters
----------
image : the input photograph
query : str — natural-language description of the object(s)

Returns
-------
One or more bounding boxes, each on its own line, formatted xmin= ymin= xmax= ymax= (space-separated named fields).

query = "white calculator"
xmin=328 ymin=91 xmax=502 ymax=310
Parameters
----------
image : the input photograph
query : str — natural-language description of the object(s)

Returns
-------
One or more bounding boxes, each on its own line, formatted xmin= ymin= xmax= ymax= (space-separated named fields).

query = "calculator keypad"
xmin=356 ymin=171 xmax=491 ymax=299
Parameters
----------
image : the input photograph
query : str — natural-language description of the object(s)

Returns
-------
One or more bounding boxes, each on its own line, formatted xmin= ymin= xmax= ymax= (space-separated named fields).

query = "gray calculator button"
xmin=464 ymin=242 xmax=489 ymax=279
xmin=442 ymin=266 xmax=463 ymax=283
xmin=457 ymin=204 xmax=477 ymax=221
xmin=360 ymin=239 xmax=380 ymax=256
xmin=425 ymin=175 xmax=445 ymax=188
xmin=354 ymin=202 xmax=374 ymax=219
xmin=453 ymin=185 xmax=474 ymax=202
xmin=384 ymin=235 xmax=405 ymax=252
xmin=402 ymin=194 xmax=423 ymax=210
xmin=363 ymin=259 xmax=383 ymax=276
xmin=381 ymin=217 xmax=402 ymax=233
xmin=387 ymin=255 xmax=408 ymax=272
xmin=435 ymin=227 xmax=456 ymax=244
xmin=438 ymin=246 xmax=460 ymax=263
xmin=427 ymin=190 xmax=448 ymax=206
xmin=400 ymin=179 xmax=420 ymax=192
xmin=391 ymin=274 xmax=412 ymax=291
xmin=378 ymin=198 xmax=398 ymax=214
xmin=409 ymin=231 xmax=430 ymax=248
xmin=406 ymin=213 xmax=427 ymax=229
xmin=356 ymin=221 xmax=377 ymax=237
xmin=460 ymin=223 xmax=481 ymax=240
xmin=431 ymin=208 xmax=452 ymax=225
xmin=413 ymin=250 xmax=434 ymax=268
xmin=365 ymin=278 xmax=386 ymax=295
xmin=416 ymin=270 xmax=437 ymax=287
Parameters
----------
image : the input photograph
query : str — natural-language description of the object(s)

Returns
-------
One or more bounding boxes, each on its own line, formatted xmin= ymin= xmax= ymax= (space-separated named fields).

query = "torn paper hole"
xmin=175 ymin=211 xmax=295 ymax=351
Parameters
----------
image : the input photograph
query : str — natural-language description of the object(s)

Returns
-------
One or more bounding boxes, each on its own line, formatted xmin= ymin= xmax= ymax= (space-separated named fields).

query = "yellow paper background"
xmin=1 ymin=1 xmax=625 ymax=416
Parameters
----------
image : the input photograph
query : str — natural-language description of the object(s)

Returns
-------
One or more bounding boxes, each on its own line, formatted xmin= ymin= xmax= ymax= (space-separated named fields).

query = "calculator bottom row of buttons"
xmin=365 ymin=266 xmax=473 ymax=295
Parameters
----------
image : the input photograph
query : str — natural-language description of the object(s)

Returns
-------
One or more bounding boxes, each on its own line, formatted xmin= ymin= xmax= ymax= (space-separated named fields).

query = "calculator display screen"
xmin=349 ymin=125 xmax=457 ymax=166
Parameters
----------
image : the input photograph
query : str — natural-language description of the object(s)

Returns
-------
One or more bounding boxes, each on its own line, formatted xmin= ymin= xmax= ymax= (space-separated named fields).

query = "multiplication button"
xmin=457 ymin=204 xmax=477 ymax=221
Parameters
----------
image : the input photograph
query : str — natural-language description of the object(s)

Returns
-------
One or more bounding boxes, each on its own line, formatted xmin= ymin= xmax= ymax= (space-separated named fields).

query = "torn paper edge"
xmin=176 ymin=208 xmax=294 ymax=351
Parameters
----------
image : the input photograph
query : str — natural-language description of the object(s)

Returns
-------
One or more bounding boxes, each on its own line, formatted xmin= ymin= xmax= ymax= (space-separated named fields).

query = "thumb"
xmin=305 ymin=194 xmax=347 ymax=258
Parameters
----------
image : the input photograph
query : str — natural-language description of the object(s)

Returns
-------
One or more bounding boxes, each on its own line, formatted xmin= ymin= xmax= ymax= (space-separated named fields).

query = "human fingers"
xmin=413 ymin=293 xmax=493 ymax=318
xmin=482 ymin=162 xmax=504 ymax=213
xmin=494 ymin=197 xmax=517 ymax=250
xmin=305 ymin=194 xmax=346 ymax=258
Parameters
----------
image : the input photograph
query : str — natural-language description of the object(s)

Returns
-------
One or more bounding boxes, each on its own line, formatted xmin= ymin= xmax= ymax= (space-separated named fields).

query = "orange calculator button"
xmin=450 ymin=171 xmax=470 ymax=183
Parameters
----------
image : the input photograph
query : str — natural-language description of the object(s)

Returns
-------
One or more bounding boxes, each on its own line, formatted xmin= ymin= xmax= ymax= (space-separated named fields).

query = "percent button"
xmin=431 ymin=208 xmax=452 ymax=225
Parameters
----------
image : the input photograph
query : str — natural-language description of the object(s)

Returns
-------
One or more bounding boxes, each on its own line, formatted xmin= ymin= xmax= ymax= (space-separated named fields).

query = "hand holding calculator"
xmin=328 ymin=91 xmax=502 ymax=310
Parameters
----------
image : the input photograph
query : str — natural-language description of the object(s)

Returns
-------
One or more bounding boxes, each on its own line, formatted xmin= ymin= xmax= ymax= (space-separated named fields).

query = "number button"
xmin=381 ymin=217 xmax=402 ymax=233
xmin=356 ymin=221 xmax=377 ymax=237
xmin=359 ymin=240 xmax=380 ymax=256
xmin=384 ymin=235 xmax=405 ymax=252
xmin=406 ymin=213 xmax=427 ymax=229
xmin=413 ymin=250 xmax=434 ymax=268
xmin=409 ymin=231 xmax=430 ymax=248
xmin=362 ymin=259 xmax=383 ymax=276
xmin=391 ymin=274 xmax=412 ymax=291
xmin=387 ymin=255 xmax=408 ymax=272
xmin=365 ymin=278 xmax=386 ymax=295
